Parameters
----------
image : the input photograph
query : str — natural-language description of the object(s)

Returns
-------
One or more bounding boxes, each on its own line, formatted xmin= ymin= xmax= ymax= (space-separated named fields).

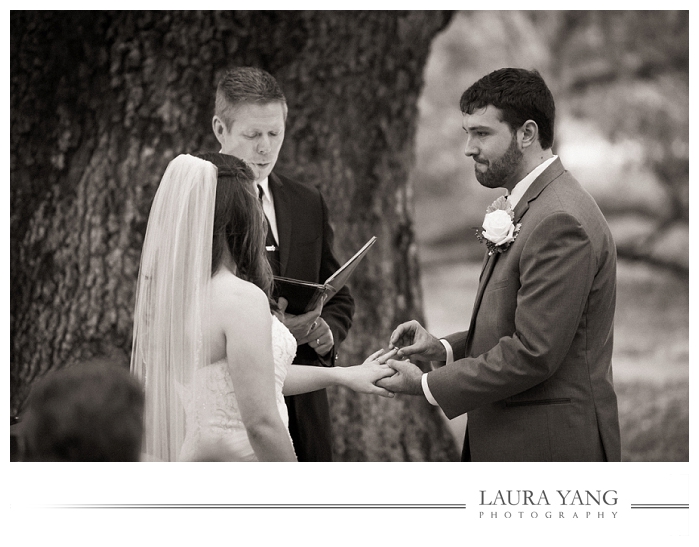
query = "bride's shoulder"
xmin=211 ymin=271 xmax=269 ymax=315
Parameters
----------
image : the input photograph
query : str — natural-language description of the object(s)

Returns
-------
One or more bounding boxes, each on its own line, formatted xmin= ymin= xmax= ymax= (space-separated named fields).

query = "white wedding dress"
xmin=178 ymin=315 xmax=297 ymax=461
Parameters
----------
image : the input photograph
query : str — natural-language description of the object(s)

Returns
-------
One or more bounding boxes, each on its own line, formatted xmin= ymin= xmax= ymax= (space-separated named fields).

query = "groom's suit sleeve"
xmin=426 ymin=211 xmax=596 ymax=419
xmin=443 ymin=330 xmax=469 ymax=361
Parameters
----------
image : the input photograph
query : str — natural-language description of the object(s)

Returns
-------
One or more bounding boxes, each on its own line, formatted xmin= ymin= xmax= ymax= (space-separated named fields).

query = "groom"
xmin=212 ymin=67 xmax=355 ymax=461
xmin=378 ymin=68 xmax=621 ymax=461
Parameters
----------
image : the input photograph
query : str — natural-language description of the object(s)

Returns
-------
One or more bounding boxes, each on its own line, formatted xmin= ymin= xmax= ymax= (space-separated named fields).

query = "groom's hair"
xmin=460 ymin=68 xmax=555 ymax=150
xmin=215 ymin=67 xmax=288 ymax=130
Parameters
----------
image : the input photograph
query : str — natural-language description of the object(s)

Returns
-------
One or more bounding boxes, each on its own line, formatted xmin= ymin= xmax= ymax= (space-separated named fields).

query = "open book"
xmin=273 ymin=236 xmax=377 ymax=315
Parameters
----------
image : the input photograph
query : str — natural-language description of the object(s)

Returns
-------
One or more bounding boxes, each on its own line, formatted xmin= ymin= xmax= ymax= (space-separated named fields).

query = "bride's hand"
xmin=339 ymin=348 xmax=398 ymax=398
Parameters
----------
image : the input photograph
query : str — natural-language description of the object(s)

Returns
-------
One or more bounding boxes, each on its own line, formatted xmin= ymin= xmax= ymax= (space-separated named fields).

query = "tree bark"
xmin=11 ymin=10 xmax=458 ymax=461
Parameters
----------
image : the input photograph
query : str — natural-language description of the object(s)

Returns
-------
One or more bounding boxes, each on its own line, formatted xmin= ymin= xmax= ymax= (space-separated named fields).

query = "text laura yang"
xmin=479 ymin=490 xmax=618 ymax=506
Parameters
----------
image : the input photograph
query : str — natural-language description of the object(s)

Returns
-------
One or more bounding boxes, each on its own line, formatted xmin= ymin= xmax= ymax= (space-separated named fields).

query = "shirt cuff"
xmin=422 ymin=373 xmax=439 ymax=407
xmin=440 ymin=339 xmax=454 ymax=365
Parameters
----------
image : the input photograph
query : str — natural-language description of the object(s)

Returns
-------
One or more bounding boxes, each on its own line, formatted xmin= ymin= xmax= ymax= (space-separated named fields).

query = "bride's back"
xmin=208 ymin=268 xmax=273 ymax=365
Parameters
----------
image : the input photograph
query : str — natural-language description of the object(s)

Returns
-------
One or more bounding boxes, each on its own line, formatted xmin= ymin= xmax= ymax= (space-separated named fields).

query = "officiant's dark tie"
xmin=258 ymin=184 xmax=281 ymax=276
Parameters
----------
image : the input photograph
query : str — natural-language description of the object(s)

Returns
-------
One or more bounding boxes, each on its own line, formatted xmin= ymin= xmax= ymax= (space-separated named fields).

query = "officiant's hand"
xmin=298 ymin=317 xmax=334 ymax=356
xmin=389 ymin=320 xmax=446 ymax=361
xmin=278 ymin=296 xmax=332 ymax=354
xmin=375 ymin=358 xmax=423 ymax=396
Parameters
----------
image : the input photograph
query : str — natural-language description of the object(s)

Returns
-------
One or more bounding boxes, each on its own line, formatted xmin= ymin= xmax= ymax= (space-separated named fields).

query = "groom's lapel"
xmin=466 ymin=251 xmax=500 ymax=345
xmin=478 ymin=249 xmax=491 ymax=281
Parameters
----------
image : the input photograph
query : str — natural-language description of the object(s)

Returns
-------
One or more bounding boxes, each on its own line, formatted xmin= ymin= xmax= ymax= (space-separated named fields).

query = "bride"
xmin=130 ymin=153 xmax=395 ymax=462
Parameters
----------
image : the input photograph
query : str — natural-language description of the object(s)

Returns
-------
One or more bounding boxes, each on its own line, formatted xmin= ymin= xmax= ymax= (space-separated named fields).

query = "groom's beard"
xmin=474 ymin=134 xmax=523 ymax=189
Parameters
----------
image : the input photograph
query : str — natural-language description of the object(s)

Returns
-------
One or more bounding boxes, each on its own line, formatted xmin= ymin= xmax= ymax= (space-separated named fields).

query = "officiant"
xmin=211 ymin=67 xmax=355 ymax=462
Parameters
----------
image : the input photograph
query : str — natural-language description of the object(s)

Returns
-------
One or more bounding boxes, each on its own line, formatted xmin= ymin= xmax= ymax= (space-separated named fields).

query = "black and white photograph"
xmin=8 ymin=8 xmax=691 ymax=544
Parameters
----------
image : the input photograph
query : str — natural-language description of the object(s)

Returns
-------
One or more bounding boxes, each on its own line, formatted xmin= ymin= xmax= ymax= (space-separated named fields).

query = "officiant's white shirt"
xmin=257 ymin=176 xmax=280 ymax=244
xmin=422 ymin=155 xmax=558 ymax=406
xmin=218 ymin=148 xmax=280 ymax=244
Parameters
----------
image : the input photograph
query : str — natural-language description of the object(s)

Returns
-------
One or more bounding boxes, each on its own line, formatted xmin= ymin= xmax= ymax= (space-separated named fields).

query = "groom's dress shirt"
xmin=422 ymin=156 xmax=558 ymax=406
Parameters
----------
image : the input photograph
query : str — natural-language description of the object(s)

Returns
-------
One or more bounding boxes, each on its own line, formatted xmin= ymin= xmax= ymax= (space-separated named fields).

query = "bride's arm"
xmin=219 ymin=283 xmax=297 ymax=462
xmin=282 ymin=349 xmax=397 ymax=397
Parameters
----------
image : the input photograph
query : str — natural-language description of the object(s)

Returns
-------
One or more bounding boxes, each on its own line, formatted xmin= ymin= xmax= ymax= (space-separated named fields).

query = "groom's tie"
xmin=258 ymin=184 xmax=281 ymax=276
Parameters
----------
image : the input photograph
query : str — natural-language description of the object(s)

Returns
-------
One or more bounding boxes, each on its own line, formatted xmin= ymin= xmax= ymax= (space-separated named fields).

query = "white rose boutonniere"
xmin=475 ymin=196 xmax=522 ymax=256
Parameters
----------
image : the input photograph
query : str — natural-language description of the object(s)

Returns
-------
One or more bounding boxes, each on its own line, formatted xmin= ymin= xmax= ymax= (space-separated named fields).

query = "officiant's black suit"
xmin=267 ymin=170 xmax=355 ymax=462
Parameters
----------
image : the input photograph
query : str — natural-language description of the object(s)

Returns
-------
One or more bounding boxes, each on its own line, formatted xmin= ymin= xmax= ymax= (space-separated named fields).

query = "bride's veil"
xmin=130 ymin=154 xmax=216 ymax=462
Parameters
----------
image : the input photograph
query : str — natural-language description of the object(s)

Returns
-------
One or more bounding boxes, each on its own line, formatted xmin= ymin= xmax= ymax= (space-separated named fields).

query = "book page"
xmin=324 ymin=236 xmax=377 ymax=291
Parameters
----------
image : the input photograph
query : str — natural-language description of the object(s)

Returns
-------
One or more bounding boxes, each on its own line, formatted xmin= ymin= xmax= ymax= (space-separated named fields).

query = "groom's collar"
xmin=512 ymin=157 xmax=566 ymax=223
xmin=508 ymin=155 xmax=558 ymax=209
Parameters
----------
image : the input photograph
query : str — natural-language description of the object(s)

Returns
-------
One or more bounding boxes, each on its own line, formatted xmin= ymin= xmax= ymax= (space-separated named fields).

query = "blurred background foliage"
xmin=412 ymin=10 xmax=688 ymax=461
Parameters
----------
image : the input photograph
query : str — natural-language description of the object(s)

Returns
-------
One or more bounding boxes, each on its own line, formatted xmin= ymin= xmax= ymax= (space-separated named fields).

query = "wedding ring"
xmin=316 ymin=338 xmax=320 ymax=346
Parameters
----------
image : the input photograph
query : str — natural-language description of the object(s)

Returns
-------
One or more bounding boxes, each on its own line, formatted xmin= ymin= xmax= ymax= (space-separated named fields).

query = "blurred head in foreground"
xmin=22 ymin=360 xmax=144 ymax=461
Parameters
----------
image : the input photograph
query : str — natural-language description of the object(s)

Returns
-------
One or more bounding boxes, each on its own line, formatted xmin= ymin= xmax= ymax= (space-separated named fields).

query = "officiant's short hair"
xmin=215 ymin=67 xmax=288 ymax=129
xmin=460 ymin=68 xmax=555 ymax=150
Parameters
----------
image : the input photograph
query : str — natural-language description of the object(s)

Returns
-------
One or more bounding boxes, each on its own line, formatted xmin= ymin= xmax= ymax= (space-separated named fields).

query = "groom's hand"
xmin=389 ymin=320 xmax=446 ymax=361
xmin=375 ymin=359 xmax=423 ymax=396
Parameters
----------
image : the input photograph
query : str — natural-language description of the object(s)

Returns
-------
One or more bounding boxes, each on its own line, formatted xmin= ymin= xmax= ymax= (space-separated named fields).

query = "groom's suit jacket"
xmin=427 ymin=158 xmax=621 ymax=462
xmin=268 ymin=171 xmax=355 ymax=462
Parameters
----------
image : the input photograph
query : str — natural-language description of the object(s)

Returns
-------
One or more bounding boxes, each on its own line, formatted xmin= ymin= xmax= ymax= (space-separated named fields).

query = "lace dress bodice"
xmin=179 ymin=315 xmax=297 ymax=461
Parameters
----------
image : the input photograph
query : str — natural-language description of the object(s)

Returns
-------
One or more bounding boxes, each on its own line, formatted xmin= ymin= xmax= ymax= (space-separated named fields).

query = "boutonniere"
xmin=474 ymin=196 xmax=522 ymax=256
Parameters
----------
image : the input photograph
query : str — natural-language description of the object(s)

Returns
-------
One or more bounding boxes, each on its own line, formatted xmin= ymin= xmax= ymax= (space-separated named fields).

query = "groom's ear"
xmin=519 ymin=119 xmax=539 ymax=150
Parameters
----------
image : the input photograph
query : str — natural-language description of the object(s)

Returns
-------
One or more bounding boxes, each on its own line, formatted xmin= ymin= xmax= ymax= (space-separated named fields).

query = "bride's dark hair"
xmin=196 ymin=153 xmax=276 ymax=310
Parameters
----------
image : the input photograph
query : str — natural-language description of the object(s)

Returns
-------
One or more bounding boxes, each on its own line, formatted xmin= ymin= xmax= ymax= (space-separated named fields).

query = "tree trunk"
xmin=10 ymin=11 xmax=458 ymax=461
